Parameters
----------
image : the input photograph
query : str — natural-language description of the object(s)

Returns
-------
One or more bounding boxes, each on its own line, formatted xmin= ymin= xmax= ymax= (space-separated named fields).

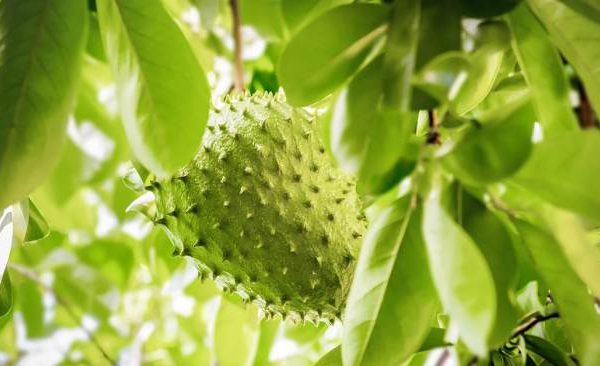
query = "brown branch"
xmin=511 ymin=311 xmax=560 ymax=339
xmin=434 ymin=349 xmax=450 ymax=366
xmin=8 ymin=264 xmax=116 ymax=365
xmin=229 ymin=0 xmax=244 ymax=92
xmin=576 ymin=81 xmax=598 ymax=129
xmin=426 ymin=109 xmax=441 ymax=144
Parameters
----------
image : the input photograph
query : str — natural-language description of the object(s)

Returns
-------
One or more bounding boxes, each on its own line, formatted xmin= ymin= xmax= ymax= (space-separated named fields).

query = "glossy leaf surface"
xmin=0 ymin=0 xmax=88 ymax=209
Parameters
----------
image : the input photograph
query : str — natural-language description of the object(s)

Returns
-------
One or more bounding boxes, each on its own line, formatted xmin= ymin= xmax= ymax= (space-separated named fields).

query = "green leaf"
xmin=281 ymin=0 xmax=351 ymax=35
xmin=461 ymin=0 xmax=522 ymax=17
xmin=413 ymin=51 xmax=470 ymax=103
xmin=516 ymin=222 xmax=600 ymax=366
xmin=540 ymin=207 xmax=600 ymax=299
xmin=277 ymin=3 xmax=390 ymax=106
xmin=214 ymin=297 xmax=260 ymax=366
xmin=513 ymin=130 xmax=600 ymax=222
xmin=0 ymin=0 xmax=88 ymax=209
xmin=450 ymin=21 xmax=510 ymax=116
xmin=24 ymin=200 xmax=49 ymax=243
xmin=316 ymin=346 xmax=342 ymax=366
xmin=0 ymin=208 xmax=13 ymax=284
xmin=97 ymin=0 xmax=210 ymax=178
xmin=18 ymin=278 xmax=44 ymax=338
xmin=343 ymin=198 xmax=437 ymax=366
xmin=461 ymin=192 xmax=519 ymax=347
xmin=528 ymin=0 xmax=600 ymax=118
xmin=381 ymin=0 xmax=420 ymax=109
xmin=557 ymin=0 xmax=600 ymax=23
xmin=330 ymin=56 xmax=419 ymax=195
xmin=507 ymin=4 xmax=579 ymax=137
xmin=0 ymin=272 xmax=12 ymax=318
xmin=444 ymin=104 xmax=535 ymax=185
xmin=251 ymin=320 xmax=279 ymax=366
xmin=524 ymin=335 xmax=576 ymax=366
xmin=241 ymin=0 xmax=286 ymax=40
xmin=422 ymin=176 xmax=496 ymax=356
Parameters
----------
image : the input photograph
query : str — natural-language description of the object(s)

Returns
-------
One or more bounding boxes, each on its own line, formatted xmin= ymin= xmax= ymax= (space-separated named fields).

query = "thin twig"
xmin=229 ymin=0 xmax=244 ymax=92
xmin=8 ymin=263 xmax=116 ymax=365
xmin=576 ymin=81 xmax=598 ymax=129
xmin=426 ymin=109 xmax=441 ymax=144
xmin=434 ymin=349 xmax=450 ymax=366
xmin=511 ymin=311 xmax=560 ymax=339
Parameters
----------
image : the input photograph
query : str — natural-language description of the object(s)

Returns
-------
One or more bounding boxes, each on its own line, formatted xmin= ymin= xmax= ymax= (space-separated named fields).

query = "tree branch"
xmin=426 ymin=109 xmax=441 ymax=144
xmin=576 ymin=81 xmax=598 ymax=129
xmin=229 ymin=0 xmax=244 ymax=92
xmin=511 ymin=311 xmax=560 ymax=339
xmin=8 ymin=263 xmax=116 ymax=365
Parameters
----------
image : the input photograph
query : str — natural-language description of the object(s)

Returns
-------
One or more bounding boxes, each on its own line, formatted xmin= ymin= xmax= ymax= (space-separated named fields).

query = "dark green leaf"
xmin=0 ymin=272 xmax=12 ymax=318
xmin=0 ymin=0 xmax=88 ymax=209
xmin=97 ymin=0 xmax=210 ymax=178
xmin=516 ymin=221 xmax=600 ymax=366
xmin=461 ymin=192 xmax=519 ymax=347
xmin=422 ymin=176 xmax=496 ymax=356
xmin=278 ymin=3 xmax=390 ymax=105
xmin=508 ymin=4 xmax=579 ymax=137
xmin=23 ymin=200 xmax=49 ymax=243
xmin=461 ymin=0 xmax=522 ymax=17
xmin=514 ymin=130 xmax=600 ymax=221
xmin=529 ymin=0 xmax=600 ymax=118
xmin=444 ymin=104 xmax=535 ymax=185
xmin=525 ymin=335 xmax=576 ymax=366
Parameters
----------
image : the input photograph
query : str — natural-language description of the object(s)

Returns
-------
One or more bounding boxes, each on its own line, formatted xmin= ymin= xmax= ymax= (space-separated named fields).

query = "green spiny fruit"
xmin=135 ymin=92 xmax=366 ymax=324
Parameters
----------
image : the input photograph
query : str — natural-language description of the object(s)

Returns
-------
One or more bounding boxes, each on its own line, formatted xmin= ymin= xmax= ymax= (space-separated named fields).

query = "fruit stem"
xmin=230 ymin=0 xmax=244 ymax=92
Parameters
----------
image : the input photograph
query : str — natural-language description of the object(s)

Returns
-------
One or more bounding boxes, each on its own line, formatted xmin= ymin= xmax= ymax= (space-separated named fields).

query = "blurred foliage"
xmin=0 ymin=0 xmax=599 ymax=365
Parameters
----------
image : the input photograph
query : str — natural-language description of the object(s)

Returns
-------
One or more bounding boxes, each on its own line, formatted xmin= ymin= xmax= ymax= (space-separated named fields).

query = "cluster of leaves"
xmin=0 ymin=0 xmax=600 ymax=365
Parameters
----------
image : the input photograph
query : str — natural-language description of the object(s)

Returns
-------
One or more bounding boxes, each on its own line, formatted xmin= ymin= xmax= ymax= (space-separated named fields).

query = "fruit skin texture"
xmin=145 ymin=92 xmax=366 ymax=323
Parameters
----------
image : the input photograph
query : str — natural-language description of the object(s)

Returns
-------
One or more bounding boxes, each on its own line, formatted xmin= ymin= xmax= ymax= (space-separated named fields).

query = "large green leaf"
xmin=444 ymin=104 xmax=535 ymax=185
xmin=277 ymin=3 xmax=390 ymax=106
xmin=97 ymin=0 xmax=210 ymax=178
xmin=558 ymin=0 xmax=600 ymax=23
xmin=514 ymin=130 xmax=600 ymax=221
xmin=507 ymin=4 xmax=579 ymax=137
xmin=529 ymin=0 xmax=600 ymax=118
xmin=343 ymin=198 xmax=437 ymax=366
xmin=381 ymin=0 xmax=420 ymax=109
xmin=422 ymin=177 xmax=496 ymax=356
xmin=331 ymin=57 xmax=419 ymax=195
xmin=0 ymin=0 xmax=88 ymax=209
xmin=281 ymin=0 xmax=352 ymax=36
xmin=461 ymin=193 xmax=518 ymax=347
xmin=516 ymin=222 xmax=600 ymax=366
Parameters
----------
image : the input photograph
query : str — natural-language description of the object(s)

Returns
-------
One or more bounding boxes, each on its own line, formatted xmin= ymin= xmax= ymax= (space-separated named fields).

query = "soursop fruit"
xmin=133 ymin=92 xmax=366 ymax=323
